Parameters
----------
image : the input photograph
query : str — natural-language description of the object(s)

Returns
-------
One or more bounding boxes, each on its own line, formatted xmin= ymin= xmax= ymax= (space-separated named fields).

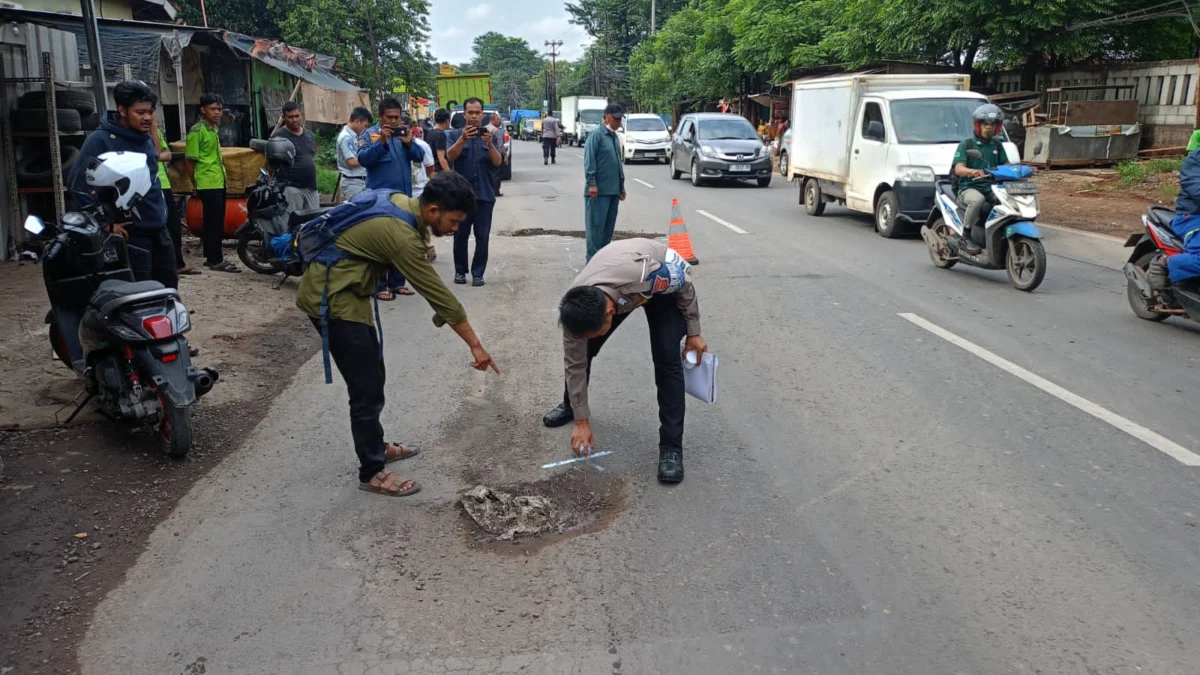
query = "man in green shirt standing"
xmin=583 ymin=102 xmax=626 ymax=261
xmin=296 ymin=171 xmax=500 ymax=497
xmin=186 ymin=93 xmax=239 ymax=272
xmin=951 ymin=104 xmax=1007 ymax=255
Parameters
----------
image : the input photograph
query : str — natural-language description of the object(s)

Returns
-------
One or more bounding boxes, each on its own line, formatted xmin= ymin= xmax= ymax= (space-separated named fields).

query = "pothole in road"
xmin=458 ymin=467 xmax=627 ymax=554
xmin=506 ymin=228 xmax=656 ymax=240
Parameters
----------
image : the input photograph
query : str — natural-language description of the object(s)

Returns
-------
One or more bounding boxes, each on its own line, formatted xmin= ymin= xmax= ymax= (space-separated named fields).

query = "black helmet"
xmin=972 ymin=103 xmax=1003 ymax=137
xmin=265 ymin=136 xmax=295 ymax=169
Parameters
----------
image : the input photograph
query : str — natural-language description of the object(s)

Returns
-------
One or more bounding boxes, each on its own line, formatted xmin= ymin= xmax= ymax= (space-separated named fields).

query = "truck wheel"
xmin=875 ymin=190 xmax=901 ymax=238
xmin=804 ymin=179 xmax=825 ymax=216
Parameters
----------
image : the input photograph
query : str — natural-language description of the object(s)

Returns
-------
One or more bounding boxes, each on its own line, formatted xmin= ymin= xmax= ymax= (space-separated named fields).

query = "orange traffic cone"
xmin=668 ymin=198 xmax=699 ymax=265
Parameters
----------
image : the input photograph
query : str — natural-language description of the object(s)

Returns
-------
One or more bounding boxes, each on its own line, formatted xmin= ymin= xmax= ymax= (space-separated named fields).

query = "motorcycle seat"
xmin=1148 ymin=206 xmax=1177 ymax=229
xmin=91 ymin=279 xmax=176 ymax=314
xmin=936 ymin=181 xmax=957 ymax=201
xmin=289 ymin=207 xmax=332 ymax=228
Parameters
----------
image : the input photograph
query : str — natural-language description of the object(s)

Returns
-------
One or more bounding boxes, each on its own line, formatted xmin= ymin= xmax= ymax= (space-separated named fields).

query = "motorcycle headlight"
xmin=897 ymin=165 xmax=936 ymax=182
xmin=700 ymin=145 xmax=718 ymax=158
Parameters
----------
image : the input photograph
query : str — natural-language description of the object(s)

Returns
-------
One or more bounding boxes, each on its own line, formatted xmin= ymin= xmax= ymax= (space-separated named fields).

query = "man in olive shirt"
xmin=296 ymin=171 xmax=500 ymax=497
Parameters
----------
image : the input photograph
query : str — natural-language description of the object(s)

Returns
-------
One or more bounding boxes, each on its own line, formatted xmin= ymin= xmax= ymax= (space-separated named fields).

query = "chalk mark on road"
xmin=633 ymin=178 xmax=655 ymax=189
xmin=899 ymin=312 xmax=1200 ymax=466
xmin=696 ymin=209 xmax=749 ymax=234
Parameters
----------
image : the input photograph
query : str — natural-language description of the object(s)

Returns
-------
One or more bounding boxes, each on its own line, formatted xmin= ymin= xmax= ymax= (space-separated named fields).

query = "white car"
xmin=777 ymin=127 xmax=793 ymax=181
xmin=617 ymin=113 xmax=672 ymax=164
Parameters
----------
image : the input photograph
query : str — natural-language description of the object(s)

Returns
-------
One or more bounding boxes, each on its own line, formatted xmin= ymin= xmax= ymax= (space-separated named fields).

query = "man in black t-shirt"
xmin=271 ymin=101 xmax=319 ymax=211
xmin=426 ymin=108 xmax=452 ymax=174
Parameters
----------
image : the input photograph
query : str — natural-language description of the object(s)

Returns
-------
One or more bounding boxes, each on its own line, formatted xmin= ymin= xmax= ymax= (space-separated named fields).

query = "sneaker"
xmin=454 ymin=273 xmax=466 ymax=285
xmin=472 ymin=277 xmax=485 ymax=287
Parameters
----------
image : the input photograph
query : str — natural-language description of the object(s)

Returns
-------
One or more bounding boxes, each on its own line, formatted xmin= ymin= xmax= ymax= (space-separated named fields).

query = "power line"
xmin=545 ymin=40 xmax=562 ymax=110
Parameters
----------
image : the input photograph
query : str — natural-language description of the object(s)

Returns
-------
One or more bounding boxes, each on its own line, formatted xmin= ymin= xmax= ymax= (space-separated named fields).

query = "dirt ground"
xmin=1034 ymin=167 xmax=1178 ymax=238
xmin=0 ymin=237 xmax=318 ymax=675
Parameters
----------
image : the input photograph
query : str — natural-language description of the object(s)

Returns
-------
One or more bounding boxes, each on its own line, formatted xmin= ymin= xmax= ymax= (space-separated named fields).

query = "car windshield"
xmin=626 ymin=118 xmax=666 ymax=132
xmin=890 ymin=98 xmax=1008 ymax=144
xmin=698 ymin=118 xmax=757 ymax=140
xmin=580 ymin=109 xmax=604 ymax=124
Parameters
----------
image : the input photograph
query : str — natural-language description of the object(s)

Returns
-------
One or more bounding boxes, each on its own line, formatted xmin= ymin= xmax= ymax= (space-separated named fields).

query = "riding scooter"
xmin=921 ymin=156 xmax=1048 ymax=292
xmin=1122 ymin=206 xmax=1200 ymax=323
xmin=27 ymin=159 xmax=218 ymax=458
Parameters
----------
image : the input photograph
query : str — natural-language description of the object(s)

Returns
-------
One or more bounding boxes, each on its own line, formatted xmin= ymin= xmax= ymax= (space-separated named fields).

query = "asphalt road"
xmin=82 ymin=141 xmax=1200 ymax=674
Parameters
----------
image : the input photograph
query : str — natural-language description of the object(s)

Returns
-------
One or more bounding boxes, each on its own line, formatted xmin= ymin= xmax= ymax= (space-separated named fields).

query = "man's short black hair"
xmin=350 ymin=107 xmax=372 ymax=124
xmin=419 ymin=170 xmax=476 ymax=216
xmin=604 ymin=103 xmax=624 ymax=117
xmin=282 ymin=101 xmax=301 ymax=115
xmin=559 ymin=286 xmax=609 ymax=336
xmin=463 ymin=97 xmax=484 ymax=110
xmin=378 ymin=97 xmax=402 ymax=115
xmin=434 ymin=108 xmax=450 ymax=124
xmin=113 ymin=80 xmax=157 ymax=109
xmin=199 ymin=92 xmax=223 ymax=108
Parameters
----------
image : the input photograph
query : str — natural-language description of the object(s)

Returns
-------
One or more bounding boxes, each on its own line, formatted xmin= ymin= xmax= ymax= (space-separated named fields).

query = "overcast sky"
xmin=428 ymin=1 xmax=593 ymax=66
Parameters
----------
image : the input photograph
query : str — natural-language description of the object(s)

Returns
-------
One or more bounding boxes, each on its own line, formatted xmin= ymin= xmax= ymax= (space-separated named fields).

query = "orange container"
xmin=183 ymin=196 xmax=248 ymax=238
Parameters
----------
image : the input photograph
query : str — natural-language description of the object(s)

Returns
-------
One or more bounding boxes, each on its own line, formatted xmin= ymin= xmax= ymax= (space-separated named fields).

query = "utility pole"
xmin=651 ymin=0 xmax=656 ymax=34
xmin=79 ymin=0 xmax=106 ymax=111
xmin=544 ymin=40 xmax=562 ymax=111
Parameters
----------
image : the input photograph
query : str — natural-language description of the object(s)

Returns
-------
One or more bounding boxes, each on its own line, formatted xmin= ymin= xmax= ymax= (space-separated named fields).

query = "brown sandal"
xmin=358 ymin=470 xmax=420 ymax=497
xmin=384 ymin=442 xmax=421 ymax=463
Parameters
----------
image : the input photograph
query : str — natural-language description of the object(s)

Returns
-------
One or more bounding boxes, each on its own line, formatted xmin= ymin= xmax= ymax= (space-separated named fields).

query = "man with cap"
xmin=582 ymin=103 xmax=626 ymax=261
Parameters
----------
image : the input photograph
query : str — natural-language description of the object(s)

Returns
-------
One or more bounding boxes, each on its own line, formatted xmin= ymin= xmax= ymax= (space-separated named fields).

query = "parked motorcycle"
xmin=236 ymin=137 xmax=328 ymax=279
xmin=921 ymin=155 xmax=1047 ymax=292
xmin=1122 ymin=206 xmax=1200 ymax=323
xmin=29 ymin=152 xmax=218 ymax=458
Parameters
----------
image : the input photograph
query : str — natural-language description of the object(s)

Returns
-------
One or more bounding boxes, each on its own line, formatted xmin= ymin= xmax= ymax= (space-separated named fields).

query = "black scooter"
xmin=25 ymin=209 xmax=217 ymax=459
xmin=1122 ymin=205 xmax=1200 ymax=324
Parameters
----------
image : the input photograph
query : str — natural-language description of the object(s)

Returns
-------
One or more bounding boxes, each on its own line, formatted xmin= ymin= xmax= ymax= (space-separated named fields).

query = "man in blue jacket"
xmin=1151 ymin=149 xmax=1200 ymax=288
xmin=358 ymin=97 xmax=426 ymax=299
xmin=68 ymin=80 xmax=173 ymax=289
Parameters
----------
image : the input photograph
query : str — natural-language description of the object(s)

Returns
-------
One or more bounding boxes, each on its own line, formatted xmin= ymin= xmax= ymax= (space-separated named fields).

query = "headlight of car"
xmin=700 ymin=145 xmax=718 ymax=158
xmin=897 ymin=165 xmax=936 ymax=182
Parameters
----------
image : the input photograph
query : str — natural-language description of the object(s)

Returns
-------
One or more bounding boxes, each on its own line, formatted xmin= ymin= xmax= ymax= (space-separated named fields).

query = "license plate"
xmin=1004 ymin=181 xmax=1038 ymax=195
xmin=730 ymin=164 xmax=750 ymax=172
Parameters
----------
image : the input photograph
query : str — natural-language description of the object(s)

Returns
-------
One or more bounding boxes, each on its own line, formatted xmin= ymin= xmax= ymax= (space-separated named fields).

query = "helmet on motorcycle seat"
xmin=265 ymin=136 xmax=296 ymax=169
xmin=85 ymin=151 xmax=152 ymax=212
xmin=972 ymin=103 xmax=1004 ymax=137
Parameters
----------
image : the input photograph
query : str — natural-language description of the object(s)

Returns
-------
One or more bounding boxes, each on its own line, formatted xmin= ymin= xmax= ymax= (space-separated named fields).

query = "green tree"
xmin=465 ymin=32 xmax=544 ymax=111
xmin=176 ymin=0 xmax=281 ymax=37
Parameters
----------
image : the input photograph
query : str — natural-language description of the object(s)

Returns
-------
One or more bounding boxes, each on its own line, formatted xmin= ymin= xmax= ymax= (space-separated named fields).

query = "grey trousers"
xmin=284 ymin=186 xmax=320 ymax=213
xmin=960 ymin=188 xmax=989 ymax=232
xmin=341 ymin=176 xmax=367 ymax=200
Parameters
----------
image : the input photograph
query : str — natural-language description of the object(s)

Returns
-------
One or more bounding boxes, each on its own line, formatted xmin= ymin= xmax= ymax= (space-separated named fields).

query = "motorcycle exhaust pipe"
xmin=919 ymin=225 xmax=934 ymax=245
xmin=1122 ymin=262 xmax=1153 ymax=300
xmin=194 ymin=367 xmax=220 ymax=398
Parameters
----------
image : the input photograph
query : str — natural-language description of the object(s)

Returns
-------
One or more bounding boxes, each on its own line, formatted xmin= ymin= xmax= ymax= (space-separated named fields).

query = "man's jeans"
xmin=454 ymin=199 xmax=495 ymax=279
xmin=127 ymin=228 xmax=179 ymax=289
xmin=309 ymin=317 xmax=388 ymax=483
xmin=560 ymin=294 xmax=686 ymax=452
xmin=585 ymin=194 xmax=620 ymax=261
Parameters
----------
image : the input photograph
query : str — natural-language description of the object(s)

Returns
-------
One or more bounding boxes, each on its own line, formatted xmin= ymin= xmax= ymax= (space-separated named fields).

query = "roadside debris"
xmin=460 ymin=485 xmax=562 ymax=540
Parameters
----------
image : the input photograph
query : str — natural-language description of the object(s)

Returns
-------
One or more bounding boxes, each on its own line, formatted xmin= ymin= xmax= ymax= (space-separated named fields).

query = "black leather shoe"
xmin=542 ymin=403 xmax=573 ymax=428
xmin=658 ymin=451 xmax=684 ymax=484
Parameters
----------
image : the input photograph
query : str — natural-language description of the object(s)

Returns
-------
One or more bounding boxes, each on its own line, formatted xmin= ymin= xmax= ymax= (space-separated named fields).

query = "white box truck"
xmin=786 ymin=74 xmax=1019 ymax=238
xmin=561 ymin=95 xmax=608 ymax=147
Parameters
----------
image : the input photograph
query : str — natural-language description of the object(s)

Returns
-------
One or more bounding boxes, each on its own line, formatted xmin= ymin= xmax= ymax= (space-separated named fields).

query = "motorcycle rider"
xmin=951 ymin=104 xmax=1007 ymax=255
xmin=1149 ymin=148 xmax=1200 ymax=289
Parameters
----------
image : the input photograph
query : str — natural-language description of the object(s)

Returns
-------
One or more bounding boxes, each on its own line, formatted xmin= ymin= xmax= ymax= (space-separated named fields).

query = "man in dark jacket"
xmin=68 ymin=80 xmax=174 ymax=289
xmin=1151 ymin=149 xmax=1200 ymax=287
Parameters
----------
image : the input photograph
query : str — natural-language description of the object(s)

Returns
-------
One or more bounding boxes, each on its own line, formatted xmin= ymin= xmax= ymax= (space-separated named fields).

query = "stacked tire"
xmin=12 ymin=88 xmax=97 ymax=188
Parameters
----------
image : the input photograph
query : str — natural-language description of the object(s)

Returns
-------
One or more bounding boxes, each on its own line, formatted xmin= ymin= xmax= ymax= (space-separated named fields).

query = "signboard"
xmin=439 ymin=64 xmax=457 ymax=76
xmin=771 ymin=99 xmax=787 ymax=120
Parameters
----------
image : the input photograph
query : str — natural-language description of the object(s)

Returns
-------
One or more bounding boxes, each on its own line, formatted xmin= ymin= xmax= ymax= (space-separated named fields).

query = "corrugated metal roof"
xmin=221 ymin=32 xmax=360 ymax=92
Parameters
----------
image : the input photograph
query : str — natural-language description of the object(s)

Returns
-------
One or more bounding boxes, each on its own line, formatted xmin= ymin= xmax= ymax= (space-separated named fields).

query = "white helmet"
xmin=86 ymin=151 xmax=152 ymax=211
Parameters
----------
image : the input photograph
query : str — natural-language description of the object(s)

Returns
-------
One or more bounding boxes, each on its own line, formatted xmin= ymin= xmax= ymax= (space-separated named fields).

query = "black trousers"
xmin=163 ymin=191 xmax=186 ymax=269
xmin=126 ymin=228 xmax=179 ymax=289
xmin=310 ymin=317 xmax=388 ymax=483
xmin=542 ymin=138 xmax=557 ymax=160
xmin=196 ymin=188 xmax=226 ymax=266
xmin=561 ymin=295 xmax=687 ymax=451
xmin=454 ymin=199 xmax=495 ymax=279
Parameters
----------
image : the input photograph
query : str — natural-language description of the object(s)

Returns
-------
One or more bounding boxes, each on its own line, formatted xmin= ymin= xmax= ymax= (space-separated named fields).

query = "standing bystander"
xmin=541 ymin=110 xmax=562 ymax=165
xmin=186 ymin=92 xmax=239 ymax=272
xmin=272 ymin=102 xmax=320 ymax=211
xmin=337 ymin=107 xmax=372 ymax=200
xmin=489 ymin=112 xmax=506 ymax=197
xmin=582 ymin=103 xmax=626 ymax=261
xmin=446 ymin=97 xmax=503 ymax=287
xmin=426 ymin=108 xmax=452 ymax=174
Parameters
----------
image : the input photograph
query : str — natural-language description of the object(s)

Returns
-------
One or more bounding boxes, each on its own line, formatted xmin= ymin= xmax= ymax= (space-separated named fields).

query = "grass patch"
xmin=1115 ymin=157 xmax=1183 ymax=184
xmin=1158 ymin=183 xmax=1180 ymax=201
xmin=317 ymin=167 xmax=339 ymax=195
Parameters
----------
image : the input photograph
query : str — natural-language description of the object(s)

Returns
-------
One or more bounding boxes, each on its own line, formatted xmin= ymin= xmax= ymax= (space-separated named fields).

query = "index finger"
xmin=488 ymin=360 xmax=501 ymax=375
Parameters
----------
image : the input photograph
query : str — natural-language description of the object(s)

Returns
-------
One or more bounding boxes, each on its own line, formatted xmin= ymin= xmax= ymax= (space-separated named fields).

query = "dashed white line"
xmin=633 ymin=178 xmax=655 ymax=189
xmin=898 ymin=312 xmax=1200 ymax=467
xmin=695 ymin=209 xmax=749 ymax=234
xmin=574 ymin=152 xmax=584 ymax=159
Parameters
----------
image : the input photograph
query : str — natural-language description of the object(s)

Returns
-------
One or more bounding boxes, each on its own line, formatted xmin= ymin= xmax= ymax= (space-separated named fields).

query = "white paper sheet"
xmin=682 ymin=349 xmax=718 ymax=404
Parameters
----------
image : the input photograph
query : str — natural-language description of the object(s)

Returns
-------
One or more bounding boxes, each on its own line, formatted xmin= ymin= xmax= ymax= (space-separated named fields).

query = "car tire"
xmin=17 ymin=144 xmax=80 ymax=186
xmin=80 ymin=112 xmax=100 ymax=130
xmin=779 ymin=150 xmax=788 ymax=176
xmin=11 ymin=107 xmax=82 ymax=133
xmin=670 ymin=153 xmax=682 ymax=180
xmin=804 ymin=178 xmax=825 ymax=216
xmin=690 ymin=158 xmax=702 ymax=187
xmin=18 ymin=89 xmax=96 ymax=116
xmin=757 ymin=176 xmax=771 ymax=188
xmin=875 ymin=190 xmax=902 ymax=238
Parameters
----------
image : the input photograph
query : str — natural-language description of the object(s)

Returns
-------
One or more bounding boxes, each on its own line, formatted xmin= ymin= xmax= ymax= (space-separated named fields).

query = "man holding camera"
xmin=446 ymin=97 xmax=503 ymax=287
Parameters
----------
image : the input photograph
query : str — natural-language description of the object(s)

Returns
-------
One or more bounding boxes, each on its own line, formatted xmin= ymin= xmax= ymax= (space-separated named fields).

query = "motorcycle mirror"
xmin=23 ymin=215 xmax=45 ymax=235
xmin=966 ymin=149 xmax=983 ymax=160
xmin=259 ymin=167 xmax=269 ymax=177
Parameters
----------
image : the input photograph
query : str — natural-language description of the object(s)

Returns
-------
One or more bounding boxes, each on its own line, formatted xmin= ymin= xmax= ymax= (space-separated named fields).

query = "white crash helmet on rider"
xmin=84 ymin=151 xmax=153 ymax=211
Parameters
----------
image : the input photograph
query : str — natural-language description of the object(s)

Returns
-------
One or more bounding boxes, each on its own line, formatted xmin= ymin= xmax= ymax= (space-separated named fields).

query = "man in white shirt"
xmin=412 ymin=128 xmax=438 ymax=261
xmin=337 ymin=107 xmax=371 ymax=200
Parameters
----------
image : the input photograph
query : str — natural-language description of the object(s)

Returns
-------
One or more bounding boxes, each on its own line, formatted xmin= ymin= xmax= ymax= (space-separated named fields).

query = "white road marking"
xmin=898 ymin=312 xmax=1200 ymax=467
xmin=574 ymin=152 xmax=584 ymax=159
xmin=696 ymin=209 xmax=749 ymax=235
xmin=633 ymin=178 xmax=655 ymax=189
xmin=1039 ymin=223 xmax=1126 ymax=243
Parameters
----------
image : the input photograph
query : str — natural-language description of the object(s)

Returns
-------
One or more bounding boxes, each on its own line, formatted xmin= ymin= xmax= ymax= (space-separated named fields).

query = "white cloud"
xmin=438 ymin=26 xmax=464 ymax=39
xmin=466 ymin=4 xmax=493 ymax=20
